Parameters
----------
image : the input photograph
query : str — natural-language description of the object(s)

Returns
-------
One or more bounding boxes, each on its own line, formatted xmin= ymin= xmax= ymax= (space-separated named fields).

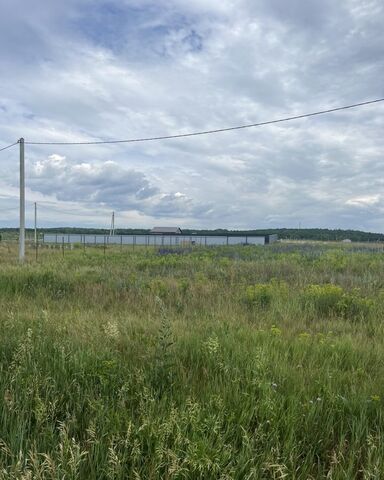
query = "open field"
xmin=1 ymin=242 xmax=384 ymax=479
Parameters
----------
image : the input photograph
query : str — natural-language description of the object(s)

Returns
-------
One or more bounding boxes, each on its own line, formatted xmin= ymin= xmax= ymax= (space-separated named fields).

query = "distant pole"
xmin=34 ymin=202 xmax=38 ymax=261
xmin=34 ymin=202 xmax=37 ymax=245
xmin=19 ymin=138 xmax=25 ymax=263
xmin=110 ymin=211 xmax=115 ymax=236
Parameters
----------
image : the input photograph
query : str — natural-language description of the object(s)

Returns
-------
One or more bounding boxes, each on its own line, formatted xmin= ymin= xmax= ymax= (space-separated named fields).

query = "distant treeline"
xmin=1 ymin=227 xmax=384 ymax=242
xmin=183 ymin=228 xmax=384 ymax=242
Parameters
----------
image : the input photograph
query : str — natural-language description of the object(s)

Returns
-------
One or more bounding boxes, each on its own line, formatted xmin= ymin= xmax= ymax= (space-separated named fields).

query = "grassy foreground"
xmin=0 ymin=242 xmax=384 ymax=479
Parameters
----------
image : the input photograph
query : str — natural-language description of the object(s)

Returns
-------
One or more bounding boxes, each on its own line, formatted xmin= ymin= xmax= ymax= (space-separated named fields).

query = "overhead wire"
xmin=22 ymin=97 xmax=384 ymax=146
xmin=0 ymin=141 xmax=18 ymax=152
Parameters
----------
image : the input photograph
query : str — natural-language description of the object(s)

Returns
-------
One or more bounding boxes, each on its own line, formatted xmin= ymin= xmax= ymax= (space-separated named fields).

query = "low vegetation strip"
xmin=0 ymin=243 xmax=384 ymax=478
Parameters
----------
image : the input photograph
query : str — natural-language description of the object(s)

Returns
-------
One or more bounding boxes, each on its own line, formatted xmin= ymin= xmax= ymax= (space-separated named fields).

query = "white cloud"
xmin=346 ymin=195 xmax=380 ymax=207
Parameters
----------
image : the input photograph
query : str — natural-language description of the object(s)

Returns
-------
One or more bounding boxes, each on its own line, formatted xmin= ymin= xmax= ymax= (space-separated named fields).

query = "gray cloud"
xmin=0 ymin=0 xmax=384 ymax=231
xmin=25 ymin=154 xmax=210 ymax=220
xmin=29 ymin=154 xmax=157 ymax=202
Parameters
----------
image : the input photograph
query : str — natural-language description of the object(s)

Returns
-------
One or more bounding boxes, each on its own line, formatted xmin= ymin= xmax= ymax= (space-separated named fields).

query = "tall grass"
xmin=0 ymin=242 xmax=384 ymax=478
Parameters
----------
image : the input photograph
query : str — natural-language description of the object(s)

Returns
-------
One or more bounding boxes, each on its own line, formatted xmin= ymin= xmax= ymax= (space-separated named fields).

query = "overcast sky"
xmin=1 ymin=0 xmax=383 ymax=231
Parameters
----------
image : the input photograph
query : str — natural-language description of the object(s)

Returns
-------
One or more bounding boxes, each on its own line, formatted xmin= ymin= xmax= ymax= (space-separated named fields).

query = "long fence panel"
xmin=43 ymin=233 xmax=274 ymax=247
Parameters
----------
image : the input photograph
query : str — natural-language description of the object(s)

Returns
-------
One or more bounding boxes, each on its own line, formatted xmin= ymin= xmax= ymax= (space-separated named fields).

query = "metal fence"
xmin=43 ymin=233 xmax=278 ymax=247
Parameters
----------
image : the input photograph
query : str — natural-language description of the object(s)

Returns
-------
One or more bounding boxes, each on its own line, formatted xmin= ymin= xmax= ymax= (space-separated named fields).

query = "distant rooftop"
xmin=150 ymin=227 xmax=182 ymax=235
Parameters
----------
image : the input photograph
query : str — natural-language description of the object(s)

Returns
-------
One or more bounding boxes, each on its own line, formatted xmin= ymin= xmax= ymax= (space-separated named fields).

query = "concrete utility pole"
xmin=34 ymin=202 xmax=37 ymax=246
xmin=110 ymin=211 xmax=115 ymax=236
xmin=19 ymin=138 xmax=25 ymax=263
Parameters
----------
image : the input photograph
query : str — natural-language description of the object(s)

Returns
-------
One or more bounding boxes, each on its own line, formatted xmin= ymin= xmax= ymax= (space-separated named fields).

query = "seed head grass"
xmin=0 ymin=242 xmax=384 ymax=478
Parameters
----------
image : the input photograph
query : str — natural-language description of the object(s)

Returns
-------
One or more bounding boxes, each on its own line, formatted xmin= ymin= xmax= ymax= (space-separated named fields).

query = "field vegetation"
xmin=0 ymin=242 xmax=384 ymax=479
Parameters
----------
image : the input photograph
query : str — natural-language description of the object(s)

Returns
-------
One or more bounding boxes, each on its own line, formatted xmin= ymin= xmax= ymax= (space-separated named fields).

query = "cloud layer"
xmin=1 ymin=0 xmax=383 ymax=230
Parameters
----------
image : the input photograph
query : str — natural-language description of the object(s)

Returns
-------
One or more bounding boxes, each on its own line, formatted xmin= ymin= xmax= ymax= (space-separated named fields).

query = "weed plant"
xmin=0 ymin=242 xmax=384 ymax=478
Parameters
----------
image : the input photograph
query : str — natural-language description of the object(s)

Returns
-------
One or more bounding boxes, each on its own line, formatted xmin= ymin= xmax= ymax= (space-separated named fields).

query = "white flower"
xmin=103 ymin=321 xmax=119 ymax=340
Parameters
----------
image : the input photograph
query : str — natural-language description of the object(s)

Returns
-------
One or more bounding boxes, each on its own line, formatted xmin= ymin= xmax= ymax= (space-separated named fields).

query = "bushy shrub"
xmin=318 ymin=250 xmax=348 ymax=272
xmin=303 ymin=284 xmax=372 ymax=319
xmin=245 ymin=284 xmax=273 ymax=308
xmin=150 ymin=279 xmax=168 ymax=299
xmin=337 ymin=289 xmax=373 ymax=320
xmin=178 ymin=278 xmax=190 ymax=296
xmin=303 ymin=284 xmax=344 ymax=315
xmin=245 ymin=280 xmax=288 ymax=308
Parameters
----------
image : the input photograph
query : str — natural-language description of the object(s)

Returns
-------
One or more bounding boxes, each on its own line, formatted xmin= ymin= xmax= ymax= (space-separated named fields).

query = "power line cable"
xmin=1 ymin=98 xmax=383 ymax=150
xmin=24 ymin=98 xmax=384 ymax=146
xmin=0 ymin=141 xmax=18 ymax=152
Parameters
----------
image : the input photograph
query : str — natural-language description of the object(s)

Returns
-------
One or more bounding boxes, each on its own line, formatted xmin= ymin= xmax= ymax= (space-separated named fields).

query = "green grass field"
xmin=0 ymin=242 xmax=384 ymax=479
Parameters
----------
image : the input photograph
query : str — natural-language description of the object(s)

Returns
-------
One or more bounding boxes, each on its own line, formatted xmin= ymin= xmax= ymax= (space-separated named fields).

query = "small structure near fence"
xmin=43 ymin=233 xmax=278 ymax=247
